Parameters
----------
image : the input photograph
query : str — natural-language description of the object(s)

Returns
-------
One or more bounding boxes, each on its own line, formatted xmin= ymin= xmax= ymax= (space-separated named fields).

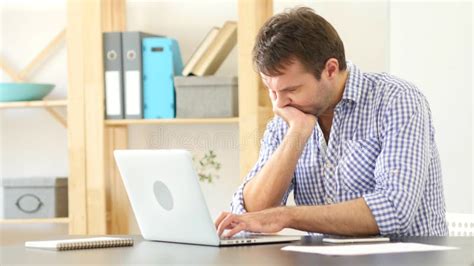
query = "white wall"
xmin=389 ymin=1 xmax=473 ymax=213
xmin=0 ymin=1 xmax=69 ymax=179
xmin=0 ymin=0 xmax=471 ymax=230
xmin=275 ymin=0 xmax=390 ymax=72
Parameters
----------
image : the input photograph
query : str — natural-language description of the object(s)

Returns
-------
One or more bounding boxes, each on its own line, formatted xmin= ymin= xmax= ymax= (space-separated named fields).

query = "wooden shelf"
xmin=0 ymin=217 xmax=69 ymax=224
xmin=0 ymin=99 xmax=68 ymax=109
xmin=62 ymin=0 xmax=271 ymax=235
xmin=105 ymin=117 xmax=239 ymax=126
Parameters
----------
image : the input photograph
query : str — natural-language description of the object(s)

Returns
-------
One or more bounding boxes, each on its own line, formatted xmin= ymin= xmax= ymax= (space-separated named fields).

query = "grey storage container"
xmin=174 ymin=76 xmax=238 ymax=118
xmin=1 ymin=177 xmax=68 ymax=219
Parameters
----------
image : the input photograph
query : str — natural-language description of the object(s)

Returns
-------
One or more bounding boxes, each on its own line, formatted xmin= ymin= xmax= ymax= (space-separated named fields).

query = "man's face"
xmin=261 ymin=59 xmax=336 ymax=117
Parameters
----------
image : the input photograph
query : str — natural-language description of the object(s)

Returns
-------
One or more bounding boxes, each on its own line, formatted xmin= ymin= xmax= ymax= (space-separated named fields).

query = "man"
xmin=214 ymin=7 xmax=448 ymax=237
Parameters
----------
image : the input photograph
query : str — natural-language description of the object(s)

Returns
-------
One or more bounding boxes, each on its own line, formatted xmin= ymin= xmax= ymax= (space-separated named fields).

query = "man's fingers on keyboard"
xmin=225 ymin=222 xmax=246 ymax=238
xmin=217 ymin=213 xmax=238 ymax=236
xmin=214 ymin=212 xmax=230 ymax=228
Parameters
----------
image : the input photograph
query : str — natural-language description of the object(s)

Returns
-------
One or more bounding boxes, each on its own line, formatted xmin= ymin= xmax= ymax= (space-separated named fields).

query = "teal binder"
xmin=142 ymin=37 xmax=183 ymax=119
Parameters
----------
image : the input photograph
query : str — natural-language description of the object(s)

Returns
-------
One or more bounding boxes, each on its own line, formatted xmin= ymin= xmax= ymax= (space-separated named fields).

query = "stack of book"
xmin=182 ymin=21 xmax=237 ymax=77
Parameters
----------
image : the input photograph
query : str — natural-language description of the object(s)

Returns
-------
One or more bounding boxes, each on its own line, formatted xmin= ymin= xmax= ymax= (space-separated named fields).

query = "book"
xmin=191 ymin=21 xmax=237 ymax=76
xmin=25 ymin=237 xmax=134 ymax=251
xmin=182 ymin=27 xmax=220 ymax=76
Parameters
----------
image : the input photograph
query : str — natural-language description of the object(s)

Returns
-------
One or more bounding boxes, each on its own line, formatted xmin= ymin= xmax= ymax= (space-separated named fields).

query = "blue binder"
xmin=142 ymin=37 xmax=183 ymax=119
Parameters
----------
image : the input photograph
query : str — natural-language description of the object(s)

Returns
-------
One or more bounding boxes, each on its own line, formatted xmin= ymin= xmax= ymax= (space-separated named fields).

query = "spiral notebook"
xmin=25 ymin=237 xmax=134 ymax=251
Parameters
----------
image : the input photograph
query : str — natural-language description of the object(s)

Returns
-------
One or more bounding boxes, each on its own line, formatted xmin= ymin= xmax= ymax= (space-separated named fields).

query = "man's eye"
xmin=269 ymin=91 xmax=277 ymax=99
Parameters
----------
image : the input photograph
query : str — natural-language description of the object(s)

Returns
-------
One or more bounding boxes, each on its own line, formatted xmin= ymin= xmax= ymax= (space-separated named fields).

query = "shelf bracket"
xmin=0 ymin=57 xmax=23 ymax=81
xmin=44 ymin=106 xmax=67 ymax=128
xmin=0 ymin=28 xmax=66 ymax=82
xmin=18 ymin=29 xmax=67 ymax=80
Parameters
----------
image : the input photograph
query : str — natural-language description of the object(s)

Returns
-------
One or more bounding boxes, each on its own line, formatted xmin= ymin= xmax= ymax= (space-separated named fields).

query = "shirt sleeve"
xmin=230 ymin=116 xmax=294 ymax=214
xmin=363 ymin=88 xmax=432 ymax=235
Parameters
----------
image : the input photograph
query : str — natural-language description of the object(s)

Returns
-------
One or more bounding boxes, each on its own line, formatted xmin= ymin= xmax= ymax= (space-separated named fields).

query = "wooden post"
xmin=238 ymin=0 xmax=273 ymax=179
xmin=101 ymin=0 xmax=130 ymax=234
xmin=66 ymin=0 xmax=89 ymax=234
xmin=82 ymin=0 xmax=108 ymax=235
xmin=66 ymin=0 xmax=126 ymax=235
xmin=105 ymin=126 xmax=133 ymax=234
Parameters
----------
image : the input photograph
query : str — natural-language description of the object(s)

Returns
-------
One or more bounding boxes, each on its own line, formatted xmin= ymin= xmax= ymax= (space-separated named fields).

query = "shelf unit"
xmin=0 ymin=99 xmax=68 ymax=109
xmin=62 ymin=0 xmax=273 ymax=235
xmin=104 ymin=117 xmax=239 ymax=126
xmin=0 ymin=218 xmax=69 ymax=224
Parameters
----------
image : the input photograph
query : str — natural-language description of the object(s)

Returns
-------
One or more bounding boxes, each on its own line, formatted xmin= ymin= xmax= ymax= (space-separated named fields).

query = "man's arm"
xmin=224 ymin=84 xmax=328 ymax=229
xmin=287 ymin=198 xmax=379 ymax=235
xmin=215 ymin=198 xmax=379 ymax=237
xmin=237 ymin=87 xmax=317 ymax=213
xmin=243 ymin=126 xmax=313 ymax=212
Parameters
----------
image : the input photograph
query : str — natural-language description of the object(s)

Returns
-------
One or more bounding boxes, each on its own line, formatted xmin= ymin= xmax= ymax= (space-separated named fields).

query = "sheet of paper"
xmin=282 ymin=242 xmax=458 ymax=256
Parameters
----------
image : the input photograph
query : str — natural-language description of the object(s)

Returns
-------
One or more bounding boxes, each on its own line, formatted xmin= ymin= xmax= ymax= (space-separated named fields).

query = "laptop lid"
xmin=114 ymin=149 xmax=221 ymax=246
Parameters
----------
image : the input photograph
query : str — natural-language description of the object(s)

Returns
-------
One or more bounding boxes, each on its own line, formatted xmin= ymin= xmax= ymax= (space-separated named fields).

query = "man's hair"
xmin=253 ymin=7 xmax=346 ymax=80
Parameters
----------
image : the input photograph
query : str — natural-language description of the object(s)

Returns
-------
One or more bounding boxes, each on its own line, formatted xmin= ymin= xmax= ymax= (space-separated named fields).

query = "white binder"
xmin=103 ymin=32 xmax=124 ymax=119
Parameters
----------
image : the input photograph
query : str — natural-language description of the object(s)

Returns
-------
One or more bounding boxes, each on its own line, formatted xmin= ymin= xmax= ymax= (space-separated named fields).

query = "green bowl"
xmin=0 ymin=83 xmax=55 ymax=102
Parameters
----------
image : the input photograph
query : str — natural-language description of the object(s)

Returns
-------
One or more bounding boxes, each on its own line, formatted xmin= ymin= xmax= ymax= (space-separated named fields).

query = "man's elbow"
xmin=243 ymin=190 xmax=280 ymax=212
xmin=242 ymin=194 xmax=271 ymax=212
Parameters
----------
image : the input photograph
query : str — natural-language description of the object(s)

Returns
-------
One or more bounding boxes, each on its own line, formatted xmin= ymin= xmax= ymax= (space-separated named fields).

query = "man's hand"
xmin=214 ymin=207 xmax=290 ymax=238
xmin=269 ymin=89 xmax=316 ymax=134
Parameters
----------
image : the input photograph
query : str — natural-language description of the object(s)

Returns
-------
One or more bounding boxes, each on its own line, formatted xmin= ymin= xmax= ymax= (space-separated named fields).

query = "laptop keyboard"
xmin=220 ymin=232 xmax=264 ymax=240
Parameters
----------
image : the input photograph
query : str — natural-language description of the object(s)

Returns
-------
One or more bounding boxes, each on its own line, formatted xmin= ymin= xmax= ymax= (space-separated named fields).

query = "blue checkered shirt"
xmin=231 ymin=62 xmax=448 ymax=236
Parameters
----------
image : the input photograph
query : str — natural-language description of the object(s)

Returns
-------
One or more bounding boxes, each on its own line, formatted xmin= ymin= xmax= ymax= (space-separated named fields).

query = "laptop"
xmin=114 ymin=149 xmax=301 ymax=246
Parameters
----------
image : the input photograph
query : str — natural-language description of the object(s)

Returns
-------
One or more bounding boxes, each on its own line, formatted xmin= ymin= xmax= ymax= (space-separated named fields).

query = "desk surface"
xmin=1 ymin=224 xmax=473 ymax=265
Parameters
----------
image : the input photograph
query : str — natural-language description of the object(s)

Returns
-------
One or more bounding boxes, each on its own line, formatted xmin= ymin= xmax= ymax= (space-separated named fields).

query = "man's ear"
xmin=324 ymin=58 xmax=339 ymax=79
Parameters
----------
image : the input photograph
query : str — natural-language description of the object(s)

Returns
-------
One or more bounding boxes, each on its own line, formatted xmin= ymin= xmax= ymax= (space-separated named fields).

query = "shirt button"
xmin=326 ymin=196 xmax=334 ymax=204
xmin=325 ymin=162 xmax=334 ymax=175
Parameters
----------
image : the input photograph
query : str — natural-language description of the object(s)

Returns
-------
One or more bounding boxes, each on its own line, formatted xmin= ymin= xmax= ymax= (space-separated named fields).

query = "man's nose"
xmin=275 ymin=94 xmax=290 ymax=108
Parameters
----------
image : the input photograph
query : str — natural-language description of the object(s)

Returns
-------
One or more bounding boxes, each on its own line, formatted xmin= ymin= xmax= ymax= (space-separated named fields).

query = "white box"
xmin=1 ymin=177 xmax=68 ymax=219
xmin=174 ymin=76 xmax=238 ymax=118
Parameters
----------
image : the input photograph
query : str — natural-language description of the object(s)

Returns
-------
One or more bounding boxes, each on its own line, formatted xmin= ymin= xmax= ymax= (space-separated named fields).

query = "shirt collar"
xmin=341 ymin=61 xmax=363 ymax=104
